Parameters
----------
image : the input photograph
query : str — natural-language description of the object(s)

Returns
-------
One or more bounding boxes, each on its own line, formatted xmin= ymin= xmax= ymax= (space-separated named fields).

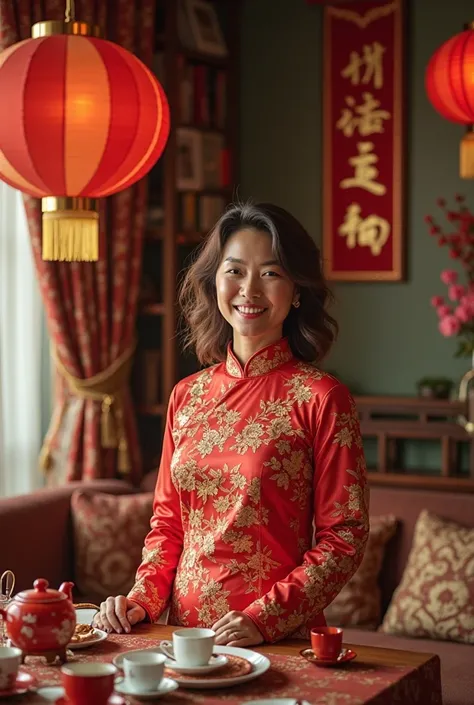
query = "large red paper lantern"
xmin=0 ymin=17 xmax=170 ymax=261
xmin=426 ymin=25 xmax=474 ymax=179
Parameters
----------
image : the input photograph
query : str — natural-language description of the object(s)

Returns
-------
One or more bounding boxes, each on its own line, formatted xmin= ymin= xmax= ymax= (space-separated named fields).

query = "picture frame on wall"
xmin=184 ymin=0 xmax=228 ymax=57
xmin=176 ymin=128 xmax=203 ymax=191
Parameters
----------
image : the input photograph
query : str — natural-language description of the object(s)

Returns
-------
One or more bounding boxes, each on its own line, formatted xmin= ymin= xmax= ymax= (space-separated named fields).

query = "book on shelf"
xmin=178 ymin=60 xmax=227 ymax=130
xmin=178 ymin=192 xmax=198 ymax=231
xmin=199 ymin=194 xmax=226 ymax=231
xmin=177 ymin=192 xmax=225 ymax=233
xmin=176 ymin=127 xmax=230 ymax=192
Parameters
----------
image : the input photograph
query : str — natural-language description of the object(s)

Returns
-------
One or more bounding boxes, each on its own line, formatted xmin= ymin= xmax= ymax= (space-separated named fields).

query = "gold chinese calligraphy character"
xmin=341 ymin=42 xmax=385 ymax=89
xmin=336 ymin=92 xmax=391 ymax=138
xmin=338 ymin=203 xmax=390 ymax=256
xmin=340 ymin=142 xmax=386 ymax=196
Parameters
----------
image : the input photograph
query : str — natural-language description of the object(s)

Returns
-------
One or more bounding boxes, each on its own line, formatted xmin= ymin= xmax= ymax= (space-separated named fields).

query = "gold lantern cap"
xmin=32 ymin=0 xmax=102 ymax=38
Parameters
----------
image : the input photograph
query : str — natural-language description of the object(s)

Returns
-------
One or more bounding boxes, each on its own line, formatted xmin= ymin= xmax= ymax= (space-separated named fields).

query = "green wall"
xmin=240 ymin=0 xmax=474 ymax=396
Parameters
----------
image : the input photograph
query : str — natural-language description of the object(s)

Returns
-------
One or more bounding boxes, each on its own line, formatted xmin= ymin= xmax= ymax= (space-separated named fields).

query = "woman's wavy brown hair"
xmin=179 ymin=201 xmax=338 ymax=366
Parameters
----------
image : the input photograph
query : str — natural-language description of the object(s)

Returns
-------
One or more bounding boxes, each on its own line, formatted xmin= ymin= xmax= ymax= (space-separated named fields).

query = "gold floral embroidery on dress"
xmin=230 ymin=366 xmax=322 ymax=457
xmin=252 ymin=535 xmax=365 ymax=641
xmin=168 ymin=361 xmax=345 ymax=629
xmin=128 ymin=576 xmax=165 ymax=622
xmin=332 ymin=398 xmax=363 ymax=449
xmin=225 ymin=340 xmax=294 ymax=378
xmin=247 ymin=387 xmax=369 ymax=641
xmin=134 ymin=338 xmax=368 ymax=640
xmin=225 ymin=353 xmax=241 ymax=378
xmin=171 ymin=464 xmax=279 ymax=625
xmin=247 ymin=345 xmax=293 ymax=377
xmin=141 ymin=545 xmax=166 ymax=568
xmin=174 ymin=370 xmax=215 ymax=429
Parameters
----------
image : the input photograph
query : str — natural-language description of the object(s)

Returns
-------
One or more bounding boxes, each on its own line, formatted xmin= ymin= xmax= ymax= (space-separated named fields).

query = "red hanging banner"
xmin=323 ymin=0 xmax=405 ymax=281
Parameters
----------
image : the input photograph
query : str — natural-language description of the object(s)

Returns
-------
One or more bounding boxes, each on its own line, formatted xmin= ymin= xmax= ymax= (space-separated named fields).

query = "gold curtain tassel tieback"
xmin=118 ymin=438 xmax=131 ymax=475
xmin=101 ymin=394 xmax=118 ymax=448
xmin=39 ymin=342 xmax=137 ymax=474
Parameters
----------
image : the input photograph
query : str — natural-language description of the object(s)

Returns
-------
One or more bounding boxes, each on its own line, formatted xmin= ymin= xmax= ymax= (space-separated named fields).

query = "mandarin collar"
xmin=225 ymin=338 xmax=293 ymax=379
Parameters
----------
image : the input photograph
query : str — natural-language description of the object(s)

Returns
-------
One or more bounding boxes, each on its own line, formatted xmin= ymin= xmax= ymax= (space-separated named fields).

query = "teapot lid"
xmin=16 ymin=578 xmax=68 ymax=604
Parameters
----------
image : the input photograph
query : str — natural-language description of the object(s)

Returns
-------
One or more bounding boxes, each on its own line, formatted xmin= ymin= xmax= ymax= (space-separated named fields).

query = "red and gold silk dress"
xmin=128 ymin=338 xmax=369 ymax=642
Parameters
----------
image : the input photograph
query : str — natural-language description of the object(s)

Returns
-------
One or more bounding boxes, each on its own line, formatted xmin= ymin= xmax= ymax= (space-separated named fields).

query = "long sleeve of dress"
xmin=243 ymin=384 xmax=369 ymax=642
xmin=127 ymin=387 xmax=184 ymax=622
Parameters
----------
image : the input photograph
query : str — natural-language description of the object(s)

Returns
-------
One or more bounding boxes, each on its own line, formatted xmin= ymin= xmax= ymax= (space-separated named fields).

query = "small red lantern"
xmin=426 ymin=24 xmax=474 ymax=179
xmin=0 ymin=12 xmax=170 ymax=261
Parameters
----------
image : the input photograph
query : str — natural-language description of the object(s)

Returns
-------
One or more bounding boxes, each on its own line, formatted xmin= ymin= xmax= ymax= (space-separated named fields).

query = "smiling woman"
xmin=179 ymin=201 xmax=338 ymax=366
xmin=95 ymin=201 xmax=369 ymax=649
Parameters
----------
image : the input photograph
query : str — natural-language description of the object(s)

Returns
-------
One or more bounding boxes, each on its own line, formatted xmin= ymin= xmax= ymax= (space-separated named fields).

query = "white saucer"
xmin=114 ymin=677 xmax=178 ymax=701
xmin=164 ymin=653 xmax=228 ymax=674
xmin=36 ymin=686 xmax=65 ymax=701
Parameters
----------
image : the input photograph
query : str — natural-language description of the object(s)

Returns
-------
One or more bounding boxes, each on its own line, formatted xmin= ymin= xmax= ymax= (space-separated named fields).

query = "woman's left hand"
xmin=212 ymin=611 xmax=264 ymax=647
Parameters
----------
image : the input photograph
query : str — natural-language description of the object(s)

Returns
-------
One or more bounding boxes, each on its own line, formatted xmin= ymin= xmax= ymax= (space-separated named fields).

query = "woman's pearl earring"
xmin=293 ymin=299 xmax=300 ymax=309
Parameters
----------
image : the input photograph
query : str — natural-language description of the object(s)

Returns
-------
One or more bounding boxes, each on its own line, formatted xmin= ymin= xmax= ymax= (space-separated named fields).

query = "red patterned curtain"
xmin=0 ymin=0 xmax=155 ymax=485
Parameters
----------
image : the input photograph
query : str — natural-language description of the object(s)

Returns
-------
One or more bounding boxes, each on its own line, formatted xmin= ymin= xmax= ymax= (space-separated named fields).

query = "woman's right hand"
xmin=94 ymin=596 xmax=146 ymax=634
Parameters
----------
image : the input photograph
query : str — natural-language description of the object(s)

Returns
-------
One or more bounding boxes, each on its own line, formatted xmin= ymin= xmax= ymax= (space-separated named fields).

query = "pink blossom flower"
xmin=430 ymin=295 xmax=444 ymax=307
xmin=448 ymin=284 xmax=465 ymax=301
xmin=460 ymin=293 xmax=474 ymax=314
xmin=455 ymin=305 xmax=471 ymax=323
xmin=437 ymin=304 xmax=452 ymax=318
xmin=439 ymin=315 xmax=461 ymax=337
xmin=440 ymin=269 xmax=458 ymax=284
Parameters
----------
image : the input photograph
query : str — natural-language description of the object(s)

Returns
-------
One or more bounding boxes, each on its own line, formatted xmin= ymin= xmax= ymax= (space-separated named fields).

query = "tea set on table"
xmin=0 ymin=575 xmax=356 ymax=704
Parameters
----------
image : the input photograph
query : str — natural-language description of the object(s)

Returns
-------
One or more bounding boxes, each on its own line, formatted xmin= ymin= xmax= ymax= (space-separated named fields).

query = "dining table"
xmin=17 ymin=623 xmax=442 ymax=704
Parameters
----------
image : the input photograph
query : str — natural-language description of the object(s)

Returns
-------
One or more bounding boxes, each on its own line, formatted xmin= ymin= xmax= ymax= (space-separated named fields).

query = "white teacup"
xmin=122 ymin=651 xmax=166 ymax=693
xmin=0 ymin=646 xmax=22 ymax=690
xmin=161 ymin=627 xmax=215 ymax=667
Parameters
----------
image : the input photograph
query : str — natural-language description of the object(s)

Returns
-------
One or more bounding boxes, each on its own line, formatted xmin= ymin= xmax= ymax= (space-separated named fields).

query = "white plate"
xmin=168 ymin=645 xmax=270 ymax=689
xmin=114 ymin=676 xmax=178 ymax=701
xmin=75 ymin=607 xmax=99 ymax=625
xmin=164 ymin=653 xmax=228 ymax=674
xmin=68 ymin=628 xmax=108 ymax=650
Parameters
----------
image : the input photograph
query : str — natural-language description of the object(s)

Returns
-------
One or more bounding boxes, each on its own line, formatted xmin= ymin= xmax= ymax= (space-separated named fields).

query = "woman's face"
xmin=215 ymin=228 xmax=296 ymax=347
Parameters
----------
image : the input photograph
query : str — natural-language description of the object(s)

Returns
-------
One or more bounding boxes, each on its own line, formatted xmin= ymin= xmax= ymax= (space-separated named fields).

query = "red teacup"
xmin=61 ymin=662 xmax=117 ymax=705
xmin=310 ymin=626 xmax=343 ymax=661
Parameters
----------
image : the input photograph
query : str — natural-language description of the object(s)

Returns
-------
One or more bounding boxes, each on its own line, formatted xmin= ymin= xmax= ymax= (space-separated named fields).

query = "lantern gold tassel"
xmin=460 ymin=126 xmax=474 ymax=179
xmin=42 ymin=197 xmax=99 ymax=262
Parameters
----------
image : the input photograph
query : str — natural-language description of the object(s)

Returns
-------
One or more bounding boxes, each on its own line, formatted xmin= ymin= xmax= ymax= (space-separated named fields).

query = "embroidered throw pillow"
xmin=381 ymin=509 xmax=474 ymax=644
xmin=71 ymin=491 xmax=153 ymax=602
xmin=325 ymin=514 xmax=397 ymax=628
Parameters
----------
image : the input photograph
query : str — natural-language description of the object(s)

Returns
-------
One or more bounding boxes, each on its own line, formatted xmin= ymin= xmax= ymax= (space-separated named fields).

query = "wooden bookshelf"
xmin=133 ymin=0 xmax=241 ymax=472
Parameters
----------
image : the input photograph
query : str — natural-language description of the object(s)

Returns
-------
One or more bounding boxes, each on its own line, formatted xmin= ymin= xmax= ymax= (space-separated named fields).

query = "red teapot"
xmin=0 ymin=578 xmax=76 ymax=663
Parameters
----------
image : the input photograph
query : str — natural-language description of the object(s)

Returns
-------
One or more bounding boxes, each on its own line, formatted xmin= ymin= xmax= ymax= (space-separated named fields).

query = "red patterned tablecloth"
xmin=18 ymin=633 xmax=442 ymax=705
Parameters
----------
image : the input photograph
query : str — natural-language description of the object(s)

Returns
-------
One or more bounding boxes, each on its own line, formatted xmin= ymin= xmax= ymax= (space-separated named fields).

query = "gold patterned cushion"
xmin=71 ymin=491 xmax=153 ymax=602
xmin=325 ymin=514 xmax=397 ymax=628
xmin=381 ymin=509 xmax=474 ymax=644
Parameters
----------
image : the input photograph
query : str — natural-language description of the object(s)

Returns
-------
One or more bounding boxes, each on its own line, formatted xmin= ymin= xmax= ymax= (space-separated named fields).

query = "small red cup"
xmin=61 ymin=662 xmax=117 ymax=705
xmin=310 ymin=626 xmax=343 ymax=661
